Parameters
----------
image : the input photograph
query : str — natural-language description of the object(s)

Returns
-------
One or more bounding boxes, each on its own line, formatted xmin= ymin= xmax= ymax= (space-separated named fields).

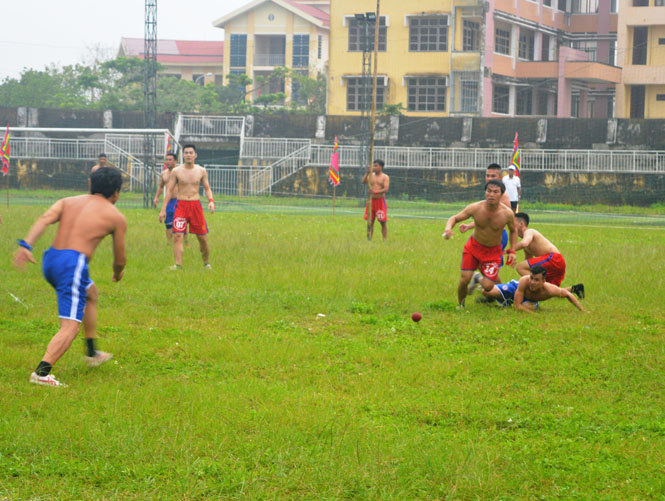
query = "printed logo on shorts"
xmin=502 ymin=285 xmax=508 ymax=291
xmin=174 ymin=217 xmax=187 ymax=232
xmin=481 ymin=263 xmax=498 ymax=278
xmin=376 ymin=210 xmax=386 ymax=220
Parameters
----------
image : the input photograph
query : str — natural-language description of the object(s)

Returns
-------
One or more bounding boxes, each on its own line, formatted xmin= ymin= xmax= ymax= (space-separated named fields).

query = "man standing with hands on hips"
xmin=502 ymin=165 xmax=521 ymax=212
xmin=159 ymin=144 xmax=215 ymax=270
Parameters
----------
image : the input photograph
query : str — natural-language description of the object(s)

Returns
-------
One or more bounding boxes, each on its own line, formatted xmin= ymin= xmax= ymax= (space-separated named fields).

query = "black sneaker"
xmin=571 ymin=283 xmax=585 ymax=299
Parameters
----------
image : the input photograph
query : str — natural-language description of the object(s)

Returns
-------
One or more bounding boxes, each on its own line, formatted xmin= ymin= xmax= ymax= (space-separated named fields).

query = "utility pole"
xmin=143 ymin=0 xmax=158 ymax=208
xmin=357 ymin=11 xmax=376 ymax=199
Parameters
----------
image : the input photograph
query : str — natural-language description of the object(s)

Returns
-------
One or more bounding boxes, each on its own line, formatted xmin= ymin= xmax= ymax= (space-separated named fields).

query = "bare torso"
xmin=471 ymin=201 xmax=514 ymax=247
xmin=52 ymin=195 xmax=125 ymax=261
xmin=522 ymin=228 xmax=560 ymax=259
xmin=519 ymin=278 xmax=562 ymax=302
xmin=172 ymin=164 xmax=205 ymax=200
xmin=368 ymin=172 xmax=389 ymax=200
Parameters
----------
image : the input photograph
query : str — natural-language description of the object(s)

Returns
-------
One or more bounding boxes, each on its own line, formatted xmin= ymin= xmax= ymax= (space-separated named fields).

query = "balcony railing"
xmin=254 ymin=53 xmax=286 ymax=66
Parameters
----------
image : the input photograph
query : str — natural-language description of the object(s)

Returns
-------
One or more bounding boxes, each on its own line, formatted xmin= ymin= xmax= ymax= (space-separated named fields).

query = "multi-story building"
xmin=213 ymin=0 xmax=330 ymax=103
xmin=616 ymin=0 xmax=665 ymax=118
xmin=328 ymin=0 xmax=620 ymax=117
xmin=118 ymin=38 xmax=223 ymax=85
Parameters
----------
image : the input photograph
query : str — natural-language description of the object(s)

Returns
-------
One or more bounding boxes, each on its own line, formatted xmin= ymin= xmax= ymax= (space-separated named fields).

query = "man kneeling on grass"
xmin=477 ymin=265 xmax=585 ymax=312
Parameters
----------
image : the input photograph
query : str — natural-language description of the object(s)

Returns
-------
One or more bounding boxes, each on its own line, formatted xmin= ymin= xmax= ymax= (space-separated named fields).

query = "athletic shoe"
xmin=571 ymin=283 xmax=585 ymax=299
xmin=84 ymin=351 xmax=113 ymax=368
xmin=169 ymin=264 xmax=182 ymax=271
xmin=456 ymin=302 xmax=466 ymax=311
xmin=467 ymin=272 xmax=482 ymax=295
xmin=29 ymin=372 xmax=67 ymax=388
xmin=203 ymin=263 xmax=212 ymax=270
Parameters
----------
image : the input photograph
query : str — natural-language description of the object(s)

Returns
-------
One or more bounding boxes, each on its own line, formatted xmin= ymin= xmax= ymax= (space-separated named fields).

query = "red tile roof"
xmin=282 ymin=0 xmax=329 ymax=27
xmin=121 ymin=38 xmax=223 ymax=64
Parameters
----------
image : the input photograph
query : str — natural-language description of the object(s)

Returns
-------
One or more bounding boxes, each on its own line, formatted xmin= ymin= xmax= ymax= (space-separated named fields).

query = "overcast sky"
xmin=0 ymin=0 xmax=248 ymax=81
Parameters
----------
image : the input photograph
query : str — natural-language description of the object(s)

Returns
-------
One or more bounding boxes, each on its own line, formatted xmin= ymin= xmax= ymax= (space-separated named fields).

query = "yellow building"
xmin=328 ymin=0 xmax=484 ymax=116
xmin=616 ymin=0 xmax=665 ymax=118
xmin=213 ymin=0 xmax=330 ymax=103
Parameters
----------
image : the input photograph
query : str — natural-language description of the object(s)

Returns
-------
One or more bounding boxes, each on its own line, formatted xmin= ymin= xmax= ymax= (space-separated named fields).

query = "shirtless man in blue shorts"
xmin=14 ymin=167 xmax=127 ymax=387
xmin=479 ymin=265 xmax=585 ymax=312
xmin=153 ymin=153 xmax=182 ymax=244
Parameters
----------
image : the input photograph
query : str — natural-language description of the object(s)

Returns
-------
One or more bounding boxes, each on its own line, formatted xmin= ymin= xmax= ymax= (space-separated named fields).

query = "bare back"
xmin=172 ymin=164 xmax=206 ymax=200
xmin=53 ymin=195 xmax=125 ymax=260
xmin=470 ymin=201 xmax=514 ymax=247
xmin=522 ymin=228 xmax=559 ymax=258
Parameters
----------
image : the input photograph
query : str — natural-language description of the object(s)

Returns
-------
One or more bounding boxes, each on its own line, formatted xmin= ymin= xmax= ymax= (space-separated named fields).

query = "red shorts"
xmin=461 ymin=236 xmax=502 ymax=282
xmin=528 ymin=252 xmax=566 ymax=286
xmin=172 ymin=200 xmax=208 ymax=235
xmin=364 ymin=198 xmax=387 ymax=222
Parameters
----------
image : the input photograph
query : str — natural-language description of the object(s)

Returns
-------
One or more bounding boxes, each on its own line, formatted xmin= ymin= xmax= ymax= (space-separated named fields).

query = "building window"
xmin=318 ymin=35 xmax=322 ymax=59
xmin=461 ymin=79 xmax=478 ymax=113
xmin=544 ymin=0 xmax=552 ymax=6
xmin=572 ymin=40 xmax=597 ymax=62
xmin=346 ymin=77 xmax=386 ymax=111
xmin=409 ymin=16 xmax=448 ymax=52
xmin=537 ymin=91 xmax=550 ymax=115
xmin=656 ymin=94 xmax=665 ymax=101
xmin=230 ymin=34 xmax=247 ymax=69
xmin=630 ymin=85 xmax=645 ymax=118
xmin=407 ymin=77 xmax=447 ymax=112
xmin=463 ymin=20 xmax=480 ymax=51
xmin=657 ymin=0 xmax=665 ymax=6
xmin=495 ymin=26 xmax=511 ymax=55
xmin=292 ymin=34 xmax=309 ymax=68
xmin=493 ymin=84 xmax=510 ymax=114
xmin=516 ymin=88 xmax=533 ymax=115
xmin=633 ymin=0 xmax=649 ymax=5
xmin=633 ymin=27 xmax=648 ymax=65
xmin=611 ymin=0 xmax=618 ymax=11
xmin=609 ymin=40 xmax=617 ymax=66
xmin=193 ymin=74 xmax=204 ymax=86
xmin=541 ymin=35 xmax=550 ymax=61
xmin=519 ymin=30 xmax=535 ymax=60
xmin=571 ymin=95 xmax=580 ymax=117
xmin=558 ymin=0 xmax=567 ymax=11
xmin=348 ymin=16 xmax=387 ymax=52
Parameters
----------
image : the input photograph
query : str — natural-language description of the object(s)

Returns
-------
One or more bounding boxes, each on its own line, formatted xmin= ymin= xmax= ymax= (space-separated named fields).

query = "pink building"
xmin=482 ymin=0 xmax=620 ymax=118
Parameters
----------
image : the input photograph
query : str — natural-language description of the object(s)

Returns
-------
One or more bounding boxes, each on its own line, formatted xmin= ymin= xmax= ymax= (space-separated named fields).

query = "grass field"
xmin=1 ymin=203 xmax=665 ymax=499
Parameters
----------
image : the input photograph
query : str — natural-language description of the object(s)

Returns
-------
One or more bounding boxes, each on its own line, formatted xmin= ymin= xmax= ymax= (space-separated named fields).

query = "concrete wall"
xmin=5 ymin=106 xmax=665 ymax=150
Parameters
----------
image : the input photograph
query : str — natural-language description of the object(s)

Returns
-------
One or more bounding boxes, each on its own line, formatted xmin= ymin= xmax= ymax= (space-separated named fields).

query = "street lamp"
xmin=194 ymin=72 xmax=213 ymax=85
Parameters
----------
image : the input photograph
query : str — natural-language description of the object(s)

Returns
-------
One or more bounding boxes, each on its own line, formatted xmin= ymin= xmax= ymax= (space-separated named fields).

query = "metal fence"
xmin=179 ymin=115 xmax=245 ymax=138
xmin=241 ymin=138 xmax=311 ymax=160
xmin=11 ymin=137 xmax=106 ymax=160
xmin=205 ymin=165 xmax=257 ymax=196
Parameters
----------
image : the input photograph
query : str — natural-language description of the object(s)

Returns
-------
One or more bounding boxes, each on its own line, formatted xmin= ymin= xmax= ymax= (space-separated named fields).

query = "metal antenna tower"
xmin=143 ymin=0 xmax=158 ymax=208
xmin=358 ymin=13 xmax=374 ymax=198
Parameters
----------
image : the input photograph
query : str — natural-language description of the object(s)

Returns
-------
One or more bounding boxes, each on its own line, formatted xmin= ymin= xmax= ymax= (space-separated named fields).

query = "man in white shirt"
xmin=502 ymin=166 xmax=521 ymax=212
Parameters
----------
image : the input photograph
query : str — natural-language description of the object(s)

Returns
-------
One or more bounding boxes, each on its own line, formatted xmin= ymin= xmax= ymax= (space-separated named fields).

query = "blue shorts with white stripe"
xmin=42 ymin=247 xmax=94 ymax=323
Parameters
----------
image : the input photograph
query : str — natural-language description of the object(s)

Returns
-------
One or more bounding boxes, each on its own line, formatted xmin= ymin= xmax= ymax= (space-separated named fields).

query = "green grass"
xmin=1 ymin=205 xmax=665 ymax=498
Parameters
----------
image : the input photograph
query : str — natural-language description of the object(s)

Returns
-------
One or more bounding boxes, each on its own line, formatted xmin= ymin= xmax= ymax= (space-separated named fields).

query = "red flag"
xmin=0 ymin=124 xmax=10 ymax=176
xmin=328 ymin=136 xmax=340 ymax=186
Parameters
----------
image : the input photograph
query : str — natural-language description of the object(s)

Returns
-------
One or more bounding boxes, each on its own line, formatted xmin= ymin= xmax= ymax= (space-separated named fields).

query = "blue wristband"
xmin=17 ymin=239 xmax=33 ymax=251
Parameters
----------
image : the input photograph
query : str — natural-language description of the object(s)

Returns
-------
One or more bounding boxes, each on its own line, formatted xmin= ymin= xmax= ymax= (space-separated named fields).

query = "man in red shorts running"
xmin=158 ymin=144 xmax=215 ymax=270
xmin=513 ymin=212 xmax=584 ymax=297
xmin=443 ymin=180 xmax=517 ymax=309
xmin=362 ymin=159 xmax=390 ymax=240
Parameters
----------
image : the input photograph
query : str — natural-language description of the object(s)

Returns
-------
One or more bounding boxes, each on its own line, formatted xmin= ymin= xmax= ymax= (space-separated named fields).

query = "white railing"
xmin=179 ymin=115 xmax=245 ymax=138
xmin=306 ymin=144 xmax=665 ymax=174
xmin=241 ymin=137 xmax=311 ymax=159
xmin=11 ymin=137 xmax=106 ymax=160
xmin=105 ymin=133 xmax=170 ymax=158
xmin=101 ymin=142 xmax=157 ymax=192
xmin=264 ymin=144 xmax=311 ymax=194
xmin=253 ymin=53 xmax=286 ymax=66
xmin=204 ymin=165 xmax=252 ymax=196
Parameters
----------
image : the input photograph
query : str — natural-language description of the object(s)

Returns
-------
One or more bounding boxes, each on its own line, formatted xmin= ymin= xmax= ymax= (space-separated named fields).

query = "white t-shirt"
xmin=502 ymin=174 xmax=521 ymax=202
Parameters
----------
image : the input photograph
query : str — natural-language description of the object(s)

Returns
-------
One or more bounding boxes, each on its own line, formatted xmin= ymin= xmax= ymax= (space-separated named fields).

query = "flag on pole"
xmin=510 ymin=131 xmax=520 ymax=178
xmin=329 ymin=135 xmax=340 ymax=186
xmin=1 ymin=124 xmax=10 ymax=176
